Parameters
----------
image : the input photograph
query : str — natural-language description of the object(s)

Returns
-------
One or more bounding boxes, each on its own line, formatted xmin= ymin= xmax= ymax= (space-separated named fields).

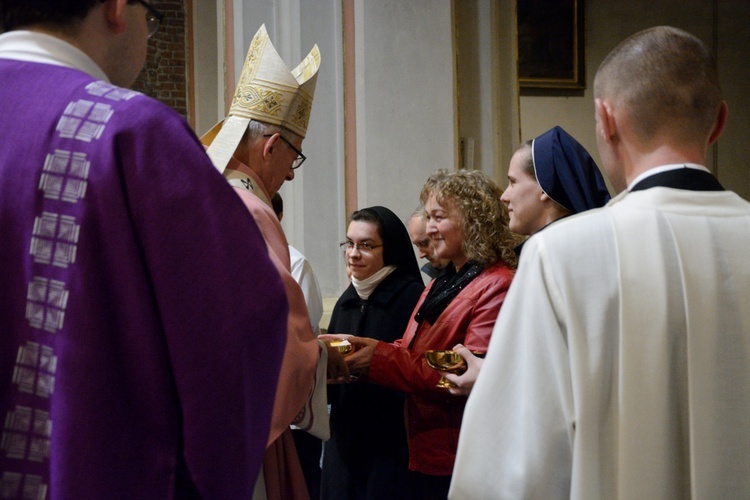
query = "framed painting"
xmin=517 ymin=0 xmax=585 ymax=91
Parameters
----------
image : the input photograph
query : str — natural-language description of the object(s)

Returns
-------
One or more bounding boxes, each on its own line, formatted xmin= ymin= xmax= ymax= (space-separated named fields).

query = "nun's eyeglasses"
xmin=340 ymin=241 xmax=383 ymax=253
xmin=136 ymin=0 xmax=164 ymax=38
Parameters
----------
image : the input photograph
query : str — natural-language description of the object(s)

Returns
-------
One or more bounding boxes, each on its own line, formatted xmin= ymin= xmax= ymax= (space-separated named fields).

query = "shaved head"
xmin=594 ymin=26 xmax=721 ymax=146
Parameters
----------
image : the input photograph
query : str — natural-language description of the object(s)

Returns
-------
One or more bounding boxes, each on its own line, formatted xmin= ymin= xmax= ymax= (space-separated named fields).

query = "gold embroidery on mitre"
xmin=202 ymin=24 xmax=320 ymax=175
xmin=288 ymin=46 xmax=320 ymax=134
xmin=289 ymin=99 xmax=312 ymax=130
xmin=231 ymin=29 xmax=266 ymax=110
xmin=226 ymin=24 xmax=320 ymax=137
xmin=233 ymin=86 xmax=284 ymax=117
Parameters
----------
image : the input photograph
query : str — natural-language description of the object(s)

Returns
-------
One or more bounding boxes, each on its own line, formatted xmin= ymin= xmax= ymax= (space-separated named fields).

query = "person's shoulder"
xmin=235 ymin=189 xmax=280 ymax=228
xmin=374 ymin=270 xmax=424 ymax=297
xmin=288 ymin=244 xmax=317 ymax=276
xmin=460 ymin=263 xmax=514 ymax=299
xmin=288 ymin=244 xmax=308 ymax=263
xmin=554 ymin=204 xmax=611 ymax=228
xmin=628 ymin=187 xmax=750 ymax=216
xmin=242 ymin=191 xmax=279 ymax=225
xmin=397 ymin=274 xmax=426 ymax=296
xmin=729 ymin=191 xmax=750 ymax=211
xmin=332 ymin=283 xmax=358 ymax=309
xmin=128 ymin=94 xmax=189 ymax=132
xmin=234 ymin=190 xmax=288 ymax=254
xmin=481 ymin=261 xmax=516 ymax=280
xmin=519 ymin=207 xmax=616 ymax=270
xmin=85 ymin=80 xmax=190 ymax=132
xmin=538 ymin=205 xmax=612 ymax=244
xmin=718 ymin=189 xmax=750 ymax=206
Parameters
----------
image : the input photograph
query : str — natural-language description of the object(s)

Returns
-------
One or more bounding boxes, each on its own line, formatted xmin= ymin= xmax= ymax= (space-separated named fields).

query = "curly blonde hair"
xmin=420 ymin=169 xmax=520 ymax=268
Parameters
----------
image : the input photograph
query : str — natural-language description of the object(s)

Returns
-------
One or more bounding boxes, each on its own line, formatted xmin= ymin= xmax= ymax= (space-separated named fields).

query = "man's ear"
xmin=261 ymin=133 xmax=278 ymax=161
xmin=103 ymin=0 xmax=128 ymax=34
xmin=708 ymin=101 xmax=728 ymax=146
xmin=595 ymin=98 xmax=616 ymax=145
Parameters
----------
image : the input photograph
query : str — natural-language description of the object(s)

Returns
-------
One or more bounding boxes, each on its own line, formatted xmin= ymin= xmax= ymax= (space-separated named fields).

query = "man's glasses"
xmin=340 ymin=241 xmax=383 ymax=253
xmin=136 ymin=0 xmax=164 ymax=39
xmin=263 ymin=134 xmax=306 ymax=169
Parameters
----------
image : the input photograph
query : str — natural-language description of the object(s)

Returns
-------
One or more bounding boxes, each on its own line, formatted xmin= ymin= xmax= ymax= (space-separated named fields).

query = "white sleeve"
xmin=289 ymin=245 xmax=324 ymax=336
xmin=290 ymin=340 xmax=330 ymax=440
xmin=450 ymin=236 xmax=575 ymax=500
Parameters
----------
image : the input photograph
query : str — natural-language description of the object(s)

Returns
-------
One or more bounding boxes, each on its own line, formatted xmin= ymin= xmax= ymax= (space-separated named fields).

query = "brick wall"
xmin=132 ymin=0 xmax=189 ymax=120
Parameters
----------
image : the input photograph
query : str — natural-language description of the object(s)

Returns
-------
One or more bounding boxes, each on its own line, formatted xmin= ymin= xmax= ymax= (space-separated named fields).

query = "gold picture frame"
xmin=517 ymin=0 xmax=585 ymax=92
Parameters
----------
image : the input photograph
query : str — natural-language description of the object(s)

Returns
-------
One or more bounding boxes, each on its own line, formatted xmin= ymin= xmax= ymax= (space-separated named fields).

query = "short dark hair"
xmin=594 ymin=26 xmax=721 ymax=144
xmin=2 ymin=0 xmax=104 ymax=32
xmin=349 ymin=208 xmax=383 ymax=240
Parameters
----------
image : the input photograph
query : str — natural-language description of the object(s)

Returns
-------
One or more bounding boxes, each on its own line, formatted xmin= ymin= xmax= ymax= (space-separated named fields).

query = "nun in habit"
xmin=321 ymin=206 xmax=424 ymax=499
xmin=444 ymin=125 xmax=610 ymax=392
xmin=500 ymin=125 xmax=610 ymax=255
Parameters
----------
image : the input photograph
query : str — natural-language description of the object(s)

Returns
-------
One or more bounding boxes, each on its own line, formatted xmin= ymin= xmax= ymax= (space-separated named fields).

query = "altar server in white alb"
xmin=450 ymin=26 xmax=750 ymax=499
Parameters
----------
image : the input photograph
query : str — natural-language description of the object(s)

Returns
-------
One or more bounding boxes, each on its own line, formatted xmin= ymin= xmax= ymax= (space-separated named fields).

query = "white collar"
xmin=0 ymin=30 xmax=109 ymax=82
xmin=628 ymin=163 xmax=709 ymax=191
xmin=351 ymin=266 xmax=396 ymax=300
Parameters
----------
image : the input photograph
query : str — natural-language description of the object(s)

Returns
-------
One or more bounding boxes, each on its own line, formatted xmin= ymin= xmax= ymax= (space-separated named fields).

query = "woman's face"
xmin=345 ymin=220 xmax=385 ymax=280
xmin=424 ymin=193 xmax=466 ymax=268
xmin=500 ymin=148 xmax=546 ymax=236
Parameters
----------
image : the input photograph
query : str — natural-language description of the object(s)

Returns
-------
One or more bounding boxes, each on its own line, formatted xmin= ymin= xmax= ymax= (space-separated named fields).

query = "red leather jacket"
xmin=368 ymin=262 xmax=515 ymax=475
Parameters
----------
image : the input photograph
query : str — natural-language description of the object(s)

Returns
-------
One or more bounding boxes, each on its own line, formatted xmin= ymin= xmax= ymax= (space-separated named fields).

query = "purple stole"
xmin=4 ymin=79 xmax=139 ymax=496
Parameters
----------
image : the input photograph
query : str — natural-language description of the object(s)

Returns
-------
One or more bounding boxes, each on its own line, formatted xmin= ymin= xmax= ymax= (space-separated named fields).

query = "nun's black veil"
xmin=360 ymin=206 xmax=422 ymax=283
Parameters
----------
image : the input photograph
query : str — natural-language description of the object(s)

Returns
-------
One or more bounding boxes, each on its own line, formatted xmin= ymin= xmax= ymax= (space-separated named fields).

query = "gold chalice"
xmin=425 ymin=350 xmax=467 ymax=388
xmin=329 ymin=339 xmax=354 ymax=356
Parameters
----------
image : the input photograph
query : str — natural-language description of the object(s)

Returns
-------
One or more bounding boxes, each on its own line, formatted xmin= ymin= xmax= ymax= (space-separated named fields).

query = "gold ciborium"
xmin=425 ymin=350 xmax=467 ymax=388
xmin=329 ymin=339 xmax=354 ymax=357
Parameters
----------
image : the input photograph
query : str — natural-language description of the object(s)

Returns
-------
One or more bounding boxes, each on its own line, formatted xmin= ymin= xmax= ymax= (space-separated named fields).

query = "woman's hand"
xmin=319 ymin=334 xmax=352 ymax=383
xmin=344 ymin=336 xmax=378 ymax=377
xmin=319 ymin=334 xmax=379 ymax=379
xmin=443 ymin=343 xmax=484 ymax=396
xmin=323 ymin=341 xmax=350 ymax=383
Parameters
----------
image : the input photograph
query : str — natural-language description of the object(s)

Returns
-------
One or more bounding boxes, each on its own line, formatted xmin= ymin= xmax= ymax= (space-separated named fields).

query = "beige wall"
xmin=455 ymin=0 xmax=520 ymax=181
xmin=716 ymin=1 xmax=750 ymax=198
xmin=190 ymin=0 xmax=749 ymax=311
xmin=190 ymin=1 xmax=220 ymax=136
xmin=520 ymin=0 xmax=750 ymax=199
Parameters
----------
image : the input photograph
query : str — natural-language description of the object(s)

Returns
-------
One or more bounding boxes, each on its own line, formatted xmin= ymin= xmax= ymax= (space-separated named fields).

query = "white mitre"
xmin=202 ymin=24 xmax=321 ymax=174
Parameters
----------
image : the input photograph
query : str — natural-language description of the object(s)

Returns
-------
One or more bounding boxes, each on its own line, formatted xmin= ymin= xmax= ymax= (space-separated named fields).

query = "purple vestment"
xmin=0 ymin=54 xmax=287 ymax=497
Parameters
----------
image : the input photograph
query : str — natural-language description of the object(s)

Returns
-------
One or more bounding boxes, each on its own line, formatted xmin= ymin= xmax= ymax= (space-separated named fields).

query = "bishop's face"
xmin=264 ymin=133 xmax=302 ymax=196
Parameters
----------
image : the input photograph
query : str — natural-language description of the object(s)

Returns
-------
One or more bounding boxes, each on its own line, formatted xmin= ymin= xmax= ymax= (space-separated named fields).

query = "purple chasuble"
xmin=0 ymin=59 xmax=287 ymax=497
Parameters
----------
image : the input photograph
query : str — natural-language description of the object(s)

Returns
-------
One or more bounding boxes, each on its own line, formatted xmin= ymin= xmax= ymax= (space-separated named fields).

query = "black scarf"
xmin=414 ymin=261 xmax=484 ymax=325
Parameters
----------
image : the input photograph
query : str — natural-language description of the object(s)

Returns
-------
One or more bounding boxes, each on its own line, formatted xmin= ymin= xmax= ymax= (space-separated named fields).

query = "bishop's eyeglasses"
xmin=263 ymin=134 xmax=307 ymax=169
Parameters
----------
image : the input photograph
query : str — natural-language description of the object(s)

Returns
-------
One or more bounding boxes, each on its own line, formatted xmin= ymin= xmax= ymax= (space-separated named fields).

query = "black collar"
xmin=630 ymin=168 xmax=724 ymax=192
xmin=339 ymin=271 xmax=421 ymax=307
